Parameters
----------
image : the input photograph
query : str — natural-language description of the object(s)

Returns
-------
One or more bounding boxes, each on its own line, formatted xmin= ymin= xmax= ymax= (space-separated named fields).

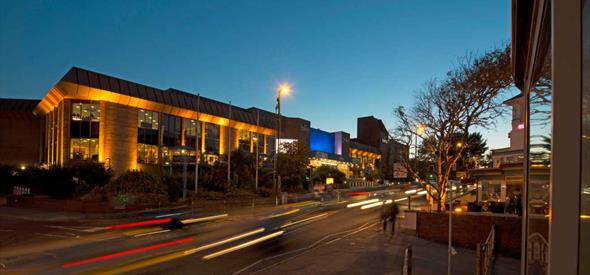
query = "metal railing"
xmin=402 ymin=245 xmax=412 ymax=275
xmin=476 ymin=224 xmax=496 ymax=275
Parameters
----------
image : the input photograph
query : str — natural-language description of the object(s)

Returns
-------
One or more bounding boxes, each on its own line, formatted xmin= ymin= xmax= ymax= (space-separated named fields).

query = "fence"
xmin=12 ymin=186 xmax=31 ymax=195
xmin=476 ymin=224 xmax=496 ymax=275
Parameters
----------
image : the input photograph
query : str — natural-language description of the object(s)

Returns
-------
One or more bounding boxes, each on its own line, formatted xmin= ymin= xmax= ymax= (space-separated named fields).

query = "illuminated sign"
xmin=326 ymin=177 xmax=334 ymax=185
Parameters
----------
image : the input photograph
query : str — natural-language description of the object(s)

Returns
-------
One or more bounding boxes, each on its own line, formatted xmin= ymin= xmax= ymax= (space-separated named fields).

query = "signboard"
xmin=326 ymin=177 xmax=334 ymax=185
xmin=393 ymin=162 xmax=407 ymax=178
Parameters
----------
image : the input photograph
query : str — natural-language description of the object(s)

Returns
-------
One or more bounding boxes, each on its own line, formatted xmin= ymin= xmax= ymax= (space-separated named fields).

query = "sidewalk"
xmin=258 ymin=226 xmax=520 ymax=275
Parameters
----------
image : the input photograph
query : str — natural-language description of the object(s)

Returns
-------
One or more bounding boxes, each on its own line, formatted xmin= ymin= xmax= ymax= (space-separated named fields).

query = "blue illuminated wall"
xmin=310 ymin=128 xmax=335 ymax=154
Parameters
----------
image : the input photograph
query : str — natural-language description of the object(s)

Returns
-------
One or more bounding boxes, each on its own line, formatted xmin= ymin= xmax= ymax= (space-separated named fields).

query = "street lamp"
xmin=415 ymin=124 xmax=425 ymax=158
xmin=274 ymin=82 xmax=291 ymax=205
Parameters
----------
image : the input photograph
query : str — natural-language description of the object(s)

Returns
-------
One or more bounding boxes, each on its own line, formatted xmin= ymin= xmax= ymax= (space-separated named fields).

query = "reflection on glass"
xmin=580 ymin=1 xmax=590 ymax=273
xmin=204 ymin=123 xmax=220 ymax=154
xmin=238 ymin=129 xmax=251 ymax=152
xmin=526 ymin=53 xmax=551 ymax=274
xmin=183 ymin=119 xmax=201 ymax=150
xmin=266 ymin=136 xmax=275 ymax=155
xmin=70 ymin=138 xmax=98 ymax=161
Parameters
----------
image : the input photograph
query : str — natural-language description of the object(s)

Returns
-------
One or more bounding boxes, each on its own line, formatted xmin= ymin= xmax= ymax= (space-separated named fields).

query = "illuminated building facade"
xmin=1 ymin=67 xmax=408 ymax=183
xmin=33 ymin=67 xmax=276 ymax=173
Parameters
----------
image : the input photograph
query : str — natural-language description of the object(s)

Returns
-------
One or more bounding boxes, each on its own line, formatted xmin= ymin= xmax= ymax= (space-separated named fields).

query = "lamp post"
xmin=415 ymin=124 xmax=425 ymax=158
xmin=274 ymin=83 xmax=291 ymax=206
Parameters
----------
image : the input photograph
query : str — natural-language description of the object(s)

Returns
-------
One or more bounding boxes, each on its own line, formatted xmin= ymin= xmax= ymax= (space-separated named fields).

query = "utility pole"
xmin=255 ymin=109 xmax=259 ymax=190
xmin=195 ymin=94 xmax=200 ymax=194
xmin=227 ymin=101 xmax=232 ymax=188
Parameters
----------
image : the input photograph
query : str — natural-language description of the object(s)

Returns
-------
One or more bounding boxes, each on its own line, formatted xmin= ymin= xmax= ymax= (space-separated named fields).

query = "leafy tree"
xmin=312 ymin=165 xmax=346 ymax=185
xmin=393 ymin=46 xmax=512 ymax=211
xmin=277 ymin=141 xmax=310 ymax=192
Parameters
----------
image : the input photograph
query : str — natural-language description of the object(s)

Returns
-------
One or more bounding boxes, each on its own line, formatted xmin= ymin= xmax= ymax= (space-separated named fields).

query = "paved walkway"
xmin=258 ymin=225 xmax=520 ymax=275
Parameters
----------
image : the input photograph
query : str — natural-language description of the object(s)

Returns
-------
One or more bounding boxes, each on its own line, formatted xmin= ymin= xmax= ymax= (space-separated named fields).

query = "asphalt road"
xmin=1 ymin=187 xmax=428 ymax=274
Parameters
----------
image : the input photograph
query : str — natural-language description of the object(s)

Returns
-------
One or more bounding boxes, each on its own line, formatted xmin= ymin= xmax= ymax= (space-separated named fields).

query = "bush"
xmin=161 ymin=175 xmax=183 ymax=202
xmin=106 ymin=171 xmax=167 ymax=205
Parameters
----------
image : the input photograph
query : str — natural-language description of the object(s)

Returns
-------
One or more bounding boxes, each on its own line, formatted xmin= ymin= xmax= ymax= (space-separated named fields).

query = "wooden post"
xmin=475 ymin=243 xmax=482 ymax=275
xmin=403 ymin=245 xmax=412 ymax=275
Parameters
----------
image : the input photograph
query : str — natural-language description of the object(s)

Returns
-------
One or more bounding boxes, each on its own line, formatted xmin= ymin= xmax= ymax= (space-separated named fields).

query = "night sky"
xmin=0 ymin=0 xmax=513 ymax=149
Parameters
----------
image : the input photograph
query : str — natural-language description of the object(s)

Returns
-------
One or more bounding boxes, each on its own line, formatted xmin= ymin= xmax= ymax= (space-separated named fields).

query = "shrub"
xmin=161 ymin=175 xmax=183 ymax=202
xmin=106 ymin=171 xmax=167 ymax=205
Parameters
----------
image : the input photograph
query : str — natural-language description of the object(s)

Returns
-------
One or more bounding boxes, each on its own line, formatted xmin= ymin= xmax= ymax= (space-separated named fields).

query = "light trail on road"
xmin=360 ymin=201 xmax=384 ymax=210
xmin=346 ymin=199 xmax=379 ymax=208
xmin=62 ymin=237 xmax=193 ymax=268
xmin=280 ymin=213 xmax=329 ymax=229
xmin=269 ymin=208 xmax=300 ymax=218
xmin=106 ymin=218 xmax=172 ymax=230
xmin=202 ymin=231 xmax=285 ymax=260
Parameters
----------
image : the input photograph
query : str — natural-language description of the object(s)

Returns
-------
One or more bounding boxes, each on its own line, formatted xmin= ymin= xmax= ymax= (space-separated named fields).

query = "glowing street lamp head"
xmin=456 ymin=142 xmax=463 ymax=148
xmin=277 ymin=83 xmax=292 ymax=96
xmin=416 ymin=124 xmax=425 ymax=135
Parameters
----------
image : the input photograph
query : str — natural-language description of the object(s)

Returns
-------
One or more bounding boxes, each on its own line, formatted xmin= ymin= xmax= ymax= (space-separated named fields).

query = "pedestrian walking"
xmin=390 ymin=203 xmax=399 ymax=234
xmin=381 ymin=204 xmax=390 ymax=232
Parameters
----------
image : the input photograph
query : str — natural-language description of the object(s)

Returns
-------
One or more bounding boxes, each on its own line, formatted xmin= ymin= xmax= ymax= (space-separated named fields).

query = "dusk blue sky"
xmin=0 ymin=0 xmax=513 ymax=149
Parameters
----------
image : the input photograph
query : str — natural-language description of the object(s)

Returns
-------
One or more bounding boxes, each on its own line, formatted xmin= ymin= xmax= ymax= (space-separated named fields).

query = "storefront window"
xmin=204 ymin=123 xmax=220 ymax=154
xmin=580 ymin=2 xmax=590 ymax=273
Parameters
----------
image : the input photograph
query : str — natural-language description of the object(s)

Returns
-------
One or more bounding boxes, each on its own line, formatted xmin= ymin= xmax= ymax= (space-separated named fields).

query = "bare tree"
xmin=393 ymin=46 xmax=512 ymax=211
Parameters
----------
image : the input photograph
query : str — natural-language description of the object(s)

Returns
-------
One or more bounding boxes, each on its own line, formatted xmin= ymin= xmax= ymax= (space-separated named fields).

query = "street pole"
xmin=182 ymin=156 xmax=187 ymax=200
xmin=228 ymin=101 xmax=232 ymax=188
xmin=255 ymin=109 xmax=259 ymax=190
xmin=195 ymin=94 xmax=200 ymax=194
xmin=274 ymin=92 xmax=280 ymax=206
xmin=448 ymin=181 xmax=453 ymax=275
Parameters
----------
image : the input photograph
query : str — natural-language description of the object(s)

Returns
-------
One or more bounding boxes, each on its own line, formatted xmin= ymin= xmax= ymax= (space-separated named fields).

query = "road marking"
xmin=133 ymin=229 xmax=171 ymax=237
xmin=35 ymin=233 xmax=79 ymax=239
xmin=268 ymin=208 xmax=300 ymax=218
xmin=45 ymin=225 xmax=105 ymax=233
xmin=155 ymin=212 xmax=186 ymax=218
xmin=279 ymin=213 xmax=328 ymax=229
xmin=181 ymin=214 xmax=228 ymax=225
xmin=235 ymin=221 xmax=378 ymax=274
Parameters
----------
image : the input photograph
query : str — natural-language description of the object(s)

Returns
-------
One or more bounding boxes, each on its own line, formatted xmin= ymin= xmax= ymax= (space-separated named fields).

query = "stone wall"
xmin=416 ymin=211 xmax=522 ymax=257
xmin=100 ymin=102 xmax=137 ymax=173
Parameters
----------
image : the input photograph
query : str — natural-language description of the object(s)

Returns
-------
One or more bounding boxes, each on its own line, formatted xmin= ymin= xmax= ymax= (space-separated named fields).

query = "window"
xmin=183 ymin=119 xmax=201 ymax=150
xmin=204 ymin=123 xmax=220 ymax=154
xmin=71 ymin=138 xmax=98 ymax=161
xmin=580 ymin=2 xmax=590 ymax=272
xmin=254 ymin=133 xmax=264 ymax=154
xmin=137 ymin=109 xmax=159 ymax=164
xmin=161 ymin=114 xmax=181 ymax=147
xmin=266 ymin=136 xmax=275 ymax=155
xmin=72 ymin=102 xmax=99 ymax=122
xmin=238 ymin=129 xmax=251 ymax=152
xmin=70 ymin=101 xmax=99 ymax=161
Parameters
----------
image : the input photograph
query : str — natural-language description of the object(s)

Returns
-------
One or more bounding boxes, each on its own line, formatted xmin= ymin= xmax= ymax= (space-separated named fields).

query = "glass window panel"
xmin=581 ymin=2 xmax=590 ymax=273
xmin=205 ymin=123 xmax=220 ymax=153
xmin=526 ymin=50 xmax=551 ymax=274
xmin=266 ymin=136 xmax=275 ymax=155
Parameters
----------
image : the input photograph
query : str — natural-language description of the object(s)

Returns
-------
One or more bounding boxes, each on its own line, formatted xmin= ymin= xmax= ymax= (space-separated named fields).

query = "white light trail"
xmin=184 ymin=228 xmax=265 ymax=255
xmin=181 ymin=214 xmax=228 ymax=225
xmin=202 ymin=231 xmax=284 ymax=260
xmin=360 ymin=201 xmax=384 ymax=210
xmin=346 ymin=199 xmax=379 ymax=208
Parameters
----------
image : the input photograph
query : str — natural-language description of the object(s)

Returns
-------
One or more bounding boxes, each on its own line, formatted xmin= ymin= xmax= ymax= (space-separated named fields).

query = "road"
xmin=0 ymin=187 xmax=429 ymax=274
